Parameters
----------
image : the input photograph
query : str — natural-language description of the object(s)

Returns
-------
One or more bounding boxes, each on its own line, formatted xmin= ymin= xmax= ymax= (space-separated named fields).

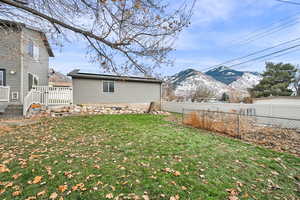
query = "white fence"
xmin=23 ymin=86 xmax=73 ymax=116
xmin=23 ymin=89 xmax=41 ymax=116
xmin=0 ymin=86 xmax=10 ymax=102
xmin=162 ymin=101 xmax=300 ymax=129
xmin=33 ymin=86 xmax=73 ymax=106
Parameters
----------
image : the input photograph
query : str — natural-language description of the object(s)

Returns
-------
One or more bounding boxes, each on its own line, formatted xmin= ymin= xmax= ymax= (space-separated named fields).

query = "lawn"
xmin=0 ymin=114 xmax=299 ymax=200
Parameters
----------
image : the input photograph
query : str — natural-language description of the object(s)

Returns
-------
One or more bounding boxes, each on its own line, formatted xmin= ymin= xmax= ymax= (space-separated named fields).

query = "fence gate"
xmin=33 ymin=86 xmax=73 ymax=106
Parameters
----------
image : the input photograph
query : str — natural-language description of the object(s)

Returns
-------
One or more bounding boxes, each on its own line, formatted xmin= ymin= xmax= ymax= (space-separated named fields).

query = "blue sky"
xmin=49 ymin=0 xmax=300 ymax=76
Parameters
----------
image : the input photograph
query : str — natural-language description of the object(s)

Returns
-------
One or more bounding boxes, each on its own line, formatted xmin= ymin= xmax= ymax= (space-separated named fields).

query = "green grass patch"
xmin=0 ymin=114 xmax=299 ymax=199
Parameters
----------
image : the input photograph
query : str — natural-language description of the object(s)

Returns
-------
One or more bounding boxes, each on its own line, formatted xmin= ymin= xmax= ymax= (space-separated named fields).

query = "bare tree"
xmin=0 ymin=0 xmax=195 ymax=74
xmin=190 ymin=86 xmax=216 ymax=102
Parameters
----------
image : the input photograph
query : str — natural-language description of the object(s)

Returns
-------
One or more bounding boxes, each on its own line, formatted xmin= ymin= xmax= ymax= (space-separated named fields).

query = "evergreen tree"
xmin=221 ymin=92 xmax=229 ymax=101
xmin=250 ymin=62 xmax=297 ymax=97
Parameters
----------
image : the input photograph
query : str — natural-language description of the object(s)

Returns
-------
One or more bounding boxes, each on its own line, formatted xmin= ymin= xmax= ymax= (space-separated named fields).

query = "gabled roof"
xmin=68 ymin=69 xmax=163 ymax=84
xmin=0 ymin=19 xmax=54 ymax=57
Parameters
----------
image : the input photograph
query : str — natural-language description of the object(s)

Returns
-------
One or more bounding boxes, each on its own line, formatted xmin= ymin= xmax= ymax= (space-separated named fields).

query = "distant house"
xmin=68 ymin=70 xmax=163 ymax=104
xmin=0 ymin=19 xmax=54 ymax=104
xmin=49 ymin=68 xmax=72 ymax=87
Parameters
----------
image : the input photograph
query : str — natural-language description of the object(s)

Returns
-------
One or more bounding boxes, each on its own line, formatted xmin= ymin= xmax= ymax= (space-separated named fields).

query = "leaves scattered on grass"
xmin=0 ymin=115 xmax=299 ymax=199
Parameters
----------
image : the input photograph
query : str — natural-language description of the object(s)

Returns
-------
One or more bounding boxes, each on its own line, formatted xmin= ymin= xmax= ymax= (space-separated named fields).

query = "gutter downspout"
xmin=20 ymin=30 xmax=24 ymax=104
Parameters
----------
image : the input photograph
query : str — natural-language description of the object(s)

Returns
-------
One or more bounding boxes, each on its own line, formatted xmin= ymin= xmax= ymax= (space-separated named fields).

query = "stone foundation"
xmin=27 ymin=103 xmax=169 ymax=118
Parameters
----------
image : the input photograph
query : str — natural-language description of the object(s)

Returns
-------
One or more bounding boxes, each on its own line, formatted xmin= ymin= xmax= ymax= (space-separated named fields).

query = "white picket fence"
xmin=33 ymin=86 xmax=73 ymax=105
xmin=23 ymin=86 xmax=73 ymax=116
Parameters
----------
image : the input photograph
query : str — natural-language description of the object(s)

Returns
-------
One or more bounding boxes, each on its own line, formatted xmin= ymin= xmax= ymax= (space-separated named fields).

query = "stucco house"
xmin=68 ymin=70 xmax=163 ymax=105
xmin=0 ymin=19 xmax=54 ymax=115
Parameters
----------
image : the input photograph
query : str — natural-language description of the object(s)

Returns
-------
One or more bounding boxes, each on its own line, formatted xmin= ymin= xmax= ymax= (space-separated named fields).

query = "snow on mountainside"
xmin=205 ymin=66 xmax=244 ymax=85
xmin=205 ymin=66 xmax=260 ymax=85
xmin=229 ymin=72 xmax=262 ymax=91
xmin=168 ymin=69 xmax=237 ymax=97
xmin=167 ymin=68 xmax=262 ymax=98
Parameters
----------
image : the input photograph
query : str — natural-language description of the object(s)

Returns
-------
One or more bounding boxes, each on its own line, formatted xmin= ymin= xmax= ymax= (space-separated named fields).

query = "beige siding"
xmin=72 ymin=78 xmax=161 ymax=104
xmin=0 ymin=29 xmax=22 ymax=102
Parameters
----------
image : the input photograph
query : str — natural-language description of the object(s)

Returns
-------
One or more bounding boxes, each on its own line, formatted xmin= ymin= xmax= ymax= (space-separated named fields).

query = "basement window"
xmin=103 ymin=81 xmax=114 ymax=93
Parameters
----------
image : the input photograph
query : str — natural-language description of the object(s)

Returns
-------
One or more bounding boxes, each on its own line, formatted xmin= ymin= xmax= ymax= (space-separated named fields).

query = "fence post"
xmin=237 ymin=113 xmax=241 ymax=139
xmin=203 ymin=110 xmax=205 ymax=129
xmin=182 ymin=108 xmax=184 ymax=124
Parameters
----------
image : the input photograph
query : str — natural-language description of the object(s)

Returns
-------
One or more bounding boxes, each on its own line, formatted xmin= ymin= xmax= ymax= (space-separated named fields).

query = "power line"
xmin=202 ymin=37 xmax=300 ymax=71
xmin=228 ymin=44 xmax=300 ymax=68
xmin=228 ymin=11 xmax=300 ymax=45
xmin=238 ymin=20 xmax=300 ymax=46
xmin=275 ymin=0 xmax=300 ymax=6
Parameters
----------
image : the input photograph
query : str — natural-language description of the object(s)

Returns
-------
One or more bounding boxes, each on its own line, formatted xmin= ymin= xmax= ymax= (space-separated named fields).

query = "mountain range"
xmin=167 ymin=66 xmax=262 ymax=98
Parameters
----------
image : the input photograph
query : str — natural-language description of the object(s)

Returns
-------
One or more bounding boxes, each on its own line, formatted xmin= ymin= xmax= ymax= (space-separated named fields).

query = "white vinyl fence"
xmin=33 ymin=86 xmax=73 ymax=105
xmin=23 ymin=86 xmax=73 ymax=116
xmin=162 ymin=101 xmax=300 ymax=129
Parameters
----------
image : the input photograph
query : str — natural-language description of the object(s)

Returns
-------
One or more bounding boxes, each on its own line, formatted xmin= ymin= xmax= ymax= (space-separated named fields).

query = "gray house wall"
xmin=0 ymin=29 xmax=22 ymax=102
xmin=22 ymin=28 xmax=49 ymax=99
xmin=0 ymin=26 xmax=50 ymax=103
xmin=72 ymin=78 xmax=161 ymax=104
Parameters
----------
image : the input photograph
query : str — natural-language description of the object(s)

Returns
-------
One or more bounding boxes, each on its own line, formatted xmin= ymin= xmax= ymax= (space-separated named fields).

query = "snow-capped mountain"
xmin=205 ymin=66 xmax=260 ymax=85
xmin=168 ymin=68 xmax=237 ymax=97
xmin=229 ymin=72 xmax=262 ymax=91
xmin=167 ymin=68 xmax=262 ymax=98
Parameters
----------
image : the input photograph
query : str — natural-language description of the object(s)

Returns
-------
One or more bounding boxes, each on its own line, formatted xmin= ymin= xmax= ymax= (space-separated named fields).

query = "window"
xmin=0 ymin=69 xmax=5 ymax=86
xmin=103 ymin=81 xmax=114 ymax=93
xmin=27 ymin=40 xmax=39 ymax=61
xmin=28 ymin=40 xmax=34 ymax=57
xmin=28 ymin=73 xmax=38 ymax=91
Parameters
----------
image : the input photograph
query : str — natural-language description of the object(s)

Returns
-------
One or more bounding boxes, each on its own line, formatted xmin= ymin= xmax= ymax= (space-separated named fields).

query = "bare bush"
xmin=189 ymin=86 xmax=216 ymax=102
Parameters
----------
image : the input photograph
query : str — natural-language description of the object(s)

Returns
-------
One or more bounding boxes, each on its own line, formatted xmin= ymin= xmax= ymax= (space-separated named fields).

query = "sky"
xmin=49 ymin=0 xmax=300 ymax=76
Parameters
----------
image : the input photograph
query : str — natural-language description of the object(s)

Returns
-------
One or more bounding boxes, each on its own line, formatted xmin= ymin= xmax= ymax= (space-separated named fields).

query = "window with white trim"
xmin=103 ymin=81 xmax=114 ymax=93
xmin=27 ymin=40 xmax=39 ymax=61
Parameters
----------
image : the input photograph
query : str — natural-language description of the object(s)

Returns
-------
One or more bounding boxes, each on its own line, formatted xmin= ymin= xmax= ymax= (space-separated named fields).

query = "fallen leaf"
xmin=0 ymin=189 xmax=6 ymax=195
xmin=12 ymin=173 xmax=22 ymax=180
xmin=173 ymin=171 xmax=181 ymax=176
xmin=106 ymin=193 xmax=114 ymax=199
xmin=0 ymin=164 xmax=10 ymax=173
xmin=94 ymin=165 xmax=101 ymax=169
xmin=170 ymin=194 xmax=180 ymax=200
xmin=58 ymin=185 xmax=68 ymax=192
xmin=37 ymin=190 xmax=46 ymax=196
xmin=25 ymin=196 xmax=36 ymax=200
xmin=142 ymin=195 xmax=150 ymax=200
xmin=49 ymin=192 xmax=58 ymax=199
xmin=32 ymin=176 xmax=42 ymax=184
xmin=228 ymin=196 xmax=239 ymax=200
xmin=5 ymin=182 xmax=13 ymax=188
xmin=12 ymin=190 xmax=21 ymax=196
xmin=236 ymin=181 xmax=243 ymax=187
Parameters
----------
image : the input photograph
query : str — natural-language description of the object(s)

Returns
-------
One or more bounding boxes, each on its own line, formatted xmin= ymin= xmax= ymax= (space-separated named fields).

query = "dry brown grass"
xmin=183 ymin=112 xmax=254 ymax=138
xmin=183 ymin=112 xmax=300 ymax=156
